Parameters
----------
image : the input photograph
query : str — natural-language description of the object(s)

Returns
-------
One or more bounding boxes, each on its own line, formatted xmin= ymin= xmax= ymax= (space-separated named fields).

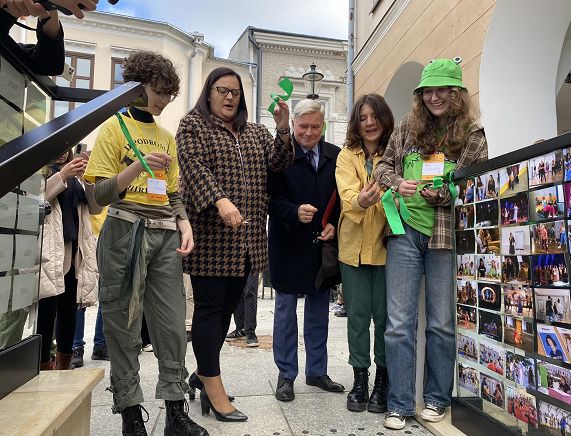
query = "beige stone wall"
xmin=354 ymin=0 xmax=496 ymax=101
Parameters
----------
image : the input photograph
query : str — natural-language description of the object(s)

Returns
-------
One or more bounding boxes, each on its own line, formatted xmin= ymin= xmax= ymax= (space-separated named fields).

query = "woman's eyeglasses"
xmin=144 ymin=85 xmax=177 ymax=102
xmin=213 ymin=86 xmax=241 ymax=97
xmin=421 ymin=87 xmax=451 ymax=99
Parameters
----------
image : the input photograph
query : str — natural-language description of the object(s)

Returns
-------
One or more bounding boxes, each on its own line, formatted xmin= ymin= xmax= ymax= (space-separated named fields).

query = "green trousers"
xmin=340 ymin=262 xmax=387 ymax=368
xmin=97 ymin=216 xmax=189 ymax=413
xmin=0 ymin=308 xmax=27 ymax=349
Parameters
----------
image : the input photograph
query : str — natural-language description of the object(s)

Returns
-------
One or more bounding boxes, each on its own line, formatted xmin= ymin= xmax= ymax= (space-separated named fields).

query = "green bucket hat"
xmin=414 ymin=57 xmax=465 ymax=93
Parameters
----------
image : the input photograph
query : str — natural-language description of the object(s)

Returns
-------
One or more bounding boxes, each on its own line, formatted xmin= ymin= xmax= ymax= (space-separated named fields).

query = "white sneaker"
xmin=142 ymin=344 xmax=153 ymax=352
xmin=420 ymin=404 xmax=446 ymax=422
xmin=383 ymin=411 xmax=406 ymax=430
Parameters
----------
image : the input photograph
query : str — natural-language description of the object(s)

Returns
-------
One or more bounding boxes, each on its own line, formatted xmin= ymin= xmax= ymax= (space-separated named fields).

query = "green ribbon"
xmin=268 ymin=78 xmax=293 ymax=113
xmin=432 ymin=171 xmax=457 ymax=203
xmin=381 ymin=188 xmax=411 ymax=235
xmin=115 ymin=113 xmax=155 ymax=178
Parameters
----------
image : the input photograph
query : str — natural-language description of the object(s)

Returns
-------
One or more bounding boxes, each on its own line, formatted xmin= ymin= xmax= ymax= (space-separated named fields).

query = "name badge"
xmin=147 ymin=170 xmax=168 ymax=201
xmin=421 ymin=152 xmax=445 ymax=180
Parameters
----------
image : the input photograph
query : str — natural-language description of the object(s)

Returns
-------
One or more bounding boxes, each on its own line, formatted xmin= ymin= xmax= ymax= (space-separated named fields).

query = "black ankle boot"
xmin=347 ymin=367 xmax=369 ymax=412
xmin=368 ymin=366 xmax=389 ymax=413
xmin=165 ymin=399 xmax=209 ymax=436
xmin=120 ymin=404 xmax=148 ymax=436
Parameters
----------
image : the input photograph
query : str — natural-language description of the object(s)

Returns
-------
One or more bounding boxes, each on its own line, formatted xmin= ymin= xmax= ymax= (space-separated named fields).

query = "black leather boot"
xmin=120 ymin=404 xmax=148 ymax=436
xmin=368 ymin=365 xmax=389 ymax=413
xmin=347 ymin=367 xmax=369 ymax=412
xmin=165 ymin=399 xmax=209 ymax=436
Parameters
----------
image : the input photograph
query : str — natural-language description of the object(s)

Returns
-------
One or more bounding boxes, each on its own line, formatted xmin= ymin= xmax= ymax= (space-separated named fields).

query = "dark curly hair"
xmin=344 ymin=93 xmax=394 ymax=158
xmin=122 ymin=51 xmax=180 ymax=97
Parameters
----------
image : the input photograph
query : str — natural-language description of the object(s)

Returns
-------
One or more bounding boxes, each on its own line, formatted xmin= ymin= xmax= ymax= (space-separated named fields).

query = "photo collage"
xmin=455 ymin=148 xmax=571 ymax=432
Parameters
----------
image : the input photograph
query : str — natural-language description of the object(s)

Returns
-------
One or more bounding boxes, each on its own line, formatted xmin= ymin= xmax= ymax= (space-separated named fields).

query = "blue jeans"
xmin=73 ymin=305 xmax=106 ymax=349
xmin=385 ymin=223 xmax=455 ymax=416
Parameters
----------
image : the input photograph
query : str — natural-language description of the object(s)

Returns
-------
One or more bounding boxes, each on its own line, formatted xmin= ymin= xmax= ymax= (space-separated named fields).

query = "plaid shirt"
xmin=374 ymin=116 xmax=488 ymax=250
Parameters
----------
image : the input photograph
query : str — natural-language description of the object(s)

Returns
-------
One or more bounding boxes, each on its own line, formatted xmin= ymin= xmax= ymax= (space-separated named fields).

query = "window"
xmin=51 ymin=52 xmax=94 ymax=119
xmin=111 ymin=58 xmax=124 ymax=89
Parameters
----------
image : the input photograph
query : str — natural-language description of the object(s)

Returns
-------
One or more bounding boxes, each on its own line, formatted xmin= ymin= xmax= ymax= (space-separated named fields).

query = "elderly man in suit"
xmin=268 ymin=99 xmax=343 ymax=402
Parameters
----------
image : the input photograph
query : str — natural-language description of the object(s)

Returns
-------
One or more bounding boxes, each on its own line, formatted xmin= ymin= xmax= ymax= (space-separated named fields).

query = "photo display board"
xmin=455 ymin=151 xmax=571 ymax=434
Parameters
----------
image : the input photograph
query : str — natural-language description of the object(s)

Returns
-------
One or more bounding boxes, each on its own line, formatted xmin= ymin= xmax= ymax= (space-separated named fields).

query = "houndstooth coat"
xmin=176 ymin=110 xmax=293 ymax=277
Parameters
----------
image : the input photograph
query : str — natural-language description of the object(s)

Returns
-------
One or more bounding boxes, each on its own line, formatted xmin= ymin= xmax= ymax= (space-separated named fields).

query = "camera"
xmin=36 ymin=0 xmax=119 ymax=16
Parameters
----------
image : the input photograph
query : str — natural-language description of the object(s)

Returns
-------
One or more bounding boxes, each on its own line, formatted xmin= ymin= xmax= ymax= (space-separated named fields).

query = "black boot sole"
xmin=347 ymin=401 xmax=367 ymax=412
xmin=367 ymin=403 xmax=387 ymax=413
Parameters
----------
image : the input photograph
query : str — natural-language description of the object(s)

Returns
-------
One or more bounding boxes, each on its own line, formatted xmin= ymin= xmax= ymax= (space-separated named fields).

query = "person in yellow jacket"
xmin=335 ymin=94 xmax=394 ymax=413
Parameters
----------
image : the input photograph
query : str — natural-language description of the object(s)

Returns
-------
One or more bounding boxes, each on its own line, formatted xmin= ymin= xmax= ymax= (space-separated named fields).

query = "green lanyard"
xmin=114 ymin=113 xmax=155 ymax=178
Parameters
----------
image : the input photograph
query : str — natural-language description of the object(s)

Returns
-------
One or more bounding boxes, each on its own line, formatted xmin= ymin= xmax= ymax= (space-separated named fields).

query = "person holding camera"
xmin=0 ymin=0 xmax=98 ymax=75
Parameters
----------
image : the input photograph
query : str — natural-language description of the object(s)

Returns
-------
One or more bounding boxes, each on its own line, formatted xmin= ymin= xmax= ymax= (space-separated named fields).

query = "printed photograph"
xmin=500 ymin=226 xmax=531 ymax=255
xmin=479 ymin=339 xmax=505 ymax=376
xmin=457 ymin=254 xmax=476 ymax=279
xmin=458 ymin=363 xmax=479 ymax=395
xmin=503 ymin=284 xmax=533 ymax=318
xmin=474 ymin=172 xmax=500 ymax=201
xmin=506 ymin=386 xmax=538 ymax=428
xmin=531 ymin=221 xmax=567 ymax=255
xmin=479 ymin=310 xmax=503 ymax=342
xmin=504 ymin=315 xmax=534 ymax=352
xmin=564 ymin=148 xmax=571 ymax=182
xmin=538 ymin=401 xmax=571 ymax=436
xmin=506 ymin=350 xmax=536 ymax=389
xmin=457 ymin=279 xmax=477 ymax=306
xmin=455 ymin=178 xmax=475 ymax=205
xmin=455 ymin=204 xmax=475 ymax=230
xmin=537 ymin=360 xmax=571 ymax=406
xmin=500 ymin=192 xmax=529 ymax=224
xmin=537 ymin=324 xmax=569 ymax=363
xmin=476 ymin=228 xmax=500 ymax=255
xmin=499 ymin=162 xmax=528 ymax=197
xmin=456 ymin=230 xmax=475 ymax=255
xmin=564 ymin=183 xmax=571 ymax=217
xmin=501 ymin=255 xmax=530 ymax=284
xmin=480 ymin=372 xmax=505 ymax=409
xmin=478 ymin=282 xmax=501 ymax=311
xmin=530 ymin=185 xmax=565 ymax=221
xmin=535 ymin=288 xmax=571 ymax=325
xmin=529 ymin=150 xmax=563 ymax=187
xmin=457 ymin=305 xmax=477 ymax=331
xmin=558 ymin=327 xmax=571 ymax=362
xmin=477 ymin=254 xmax=502 ymax=282
xmin=475 ymin=200 xmax=499 ymax=228
xmin=532 ymin=254 xmax=569 ymax=288
xmin=457 ymin=332 xmax=477 ymax=362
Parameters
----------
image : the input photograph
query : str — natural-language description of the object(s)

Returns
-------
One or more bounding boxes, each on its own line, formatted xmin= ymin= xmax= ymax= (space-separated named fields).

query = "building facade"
xmin=353 ymin=0 xmax=571 ymax=157
xmin=230 ymin=27 xmax=348 ymax=146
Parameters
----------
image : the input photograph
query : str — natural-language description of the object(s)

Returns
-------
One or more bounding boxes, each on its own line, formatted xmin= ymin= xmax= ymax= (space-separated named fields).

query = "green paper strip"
xmin=381 ymin=188 xmax=411 ymax=235
xmin=432 ymin=171 xmax=457 ymax=204
xmin=268 ymin=78 xmax=293 ymax=113
xmin=115 ymin=113 xmax=155 ymax=179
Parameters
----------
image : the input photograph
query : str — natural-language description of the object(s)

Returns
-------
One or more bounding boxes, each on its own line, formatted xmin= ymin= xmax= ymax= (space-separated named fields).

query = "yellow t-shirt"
xmin=84 ymin=114 xmax=179 ymax=207
xmin=89 ymin=206 xmax=108 ymax=236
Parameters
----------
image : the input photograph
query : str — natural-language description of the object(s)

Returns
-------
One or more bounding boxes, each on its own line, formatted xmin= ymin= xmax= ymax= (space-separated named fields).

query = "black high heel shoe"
xmin=200 ymin=389 xmax=248 ymax=422
xmin=188 ymin=372 xmax=235 ymax=402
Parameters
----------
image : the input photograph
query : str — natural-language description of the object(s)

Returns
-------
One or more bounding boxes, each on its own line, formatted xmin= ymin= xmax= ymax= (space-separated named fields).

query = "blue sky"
xmin=98 ymin=0 xmax=348 ymax=57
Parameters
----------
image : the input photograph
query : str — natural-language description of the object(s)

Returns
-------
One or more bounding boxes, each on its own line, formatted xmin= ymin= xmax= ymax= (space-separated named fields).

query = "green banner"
xmin=268 ymin=78 xmax=293 ymax=113
xmin=381 ymin=188 xmax=411 ymax=235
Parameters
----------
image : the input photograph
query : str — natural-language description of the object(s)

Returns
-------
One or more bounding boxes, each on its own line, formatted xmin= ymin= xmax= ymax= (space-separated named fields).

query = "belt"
xmin=108 ymin=207 xmax=177 ymax=231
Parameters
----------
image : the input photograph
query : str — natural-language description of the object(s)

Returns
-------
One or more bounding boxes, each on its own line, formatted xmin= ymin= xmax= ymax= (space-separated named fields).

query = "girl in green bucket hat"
xmin=373 ymin=58 xmax=488 ymax=430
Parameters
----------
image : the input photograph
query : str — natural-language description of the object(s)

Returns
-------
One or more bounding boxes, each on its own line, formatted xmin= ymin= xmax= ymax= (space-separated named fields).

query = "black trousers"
xmin=191 ymin=264 xmax=250 ymax=377
xmin=37 ymin=266 xmax=78 ymax=363
xmin=232 ymin=271 xmax=259 ymax=334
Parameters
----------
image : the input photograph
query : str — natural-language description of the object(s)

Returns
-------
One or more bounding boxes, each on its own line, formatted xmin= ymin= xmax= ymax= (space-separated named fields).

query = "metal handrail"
xmin=0 ymin=81 xmax=145 ymax=198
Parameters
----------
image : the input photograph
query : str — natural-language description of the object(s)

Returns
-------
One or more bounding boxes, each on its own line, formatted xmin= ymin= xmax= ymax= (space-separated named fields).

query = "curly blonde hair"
xmin=409 ymin=87 xmax=477 ymax=160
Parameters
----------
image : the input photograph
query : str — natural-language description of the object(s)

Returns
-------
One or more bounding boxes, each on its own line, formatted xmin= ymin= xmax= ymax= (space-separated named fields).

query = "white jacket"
xmin=39 ymin=173 xmax=102 ymax=307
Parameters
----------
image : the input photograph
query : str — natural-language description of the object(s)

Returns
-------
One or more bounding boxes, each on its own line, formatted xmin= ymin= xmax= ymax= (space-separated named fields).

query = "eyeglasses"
xmin=144 ymin=85 xmax=177 ymax=102
xmin=421 ymin=88 xmax=451 ymax=99
xmin=213 ymin=86 xmax=241 ymax=98
xmin=312 ymin=230 xmax=322 ymax=244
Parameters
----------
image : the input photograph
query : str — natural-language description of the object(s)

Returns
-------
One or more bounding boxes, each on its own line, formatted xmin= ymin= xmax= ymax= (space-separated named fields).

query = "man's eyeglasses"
xmin=213 ymin=86 xmax=241 ymax=98
xmin=312 ymin=230 xmax=322 ymax=244
xmin=421 ymin=88 xmax=451 ymax=99
xmin=144 ymin=85 xmax=177 ymax=102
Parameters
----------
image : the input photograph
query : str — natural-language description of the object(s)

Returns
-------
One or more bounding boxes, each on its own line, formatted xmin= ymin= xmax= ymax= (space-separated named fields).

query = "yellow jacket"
xmin=335 ymin=146 xmax=387 ymax=267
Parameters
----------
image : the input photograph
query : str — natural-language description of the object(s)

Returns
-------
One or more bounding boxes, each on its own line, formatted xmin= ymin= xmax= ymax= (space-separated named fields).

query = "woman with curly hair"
xmin=85 ymin=51 xmax=208 ymax=436
xmin=335 ymin=94 xmax=394 ymax=413
xmin=374 ymin=58 xmax=488 ymax=430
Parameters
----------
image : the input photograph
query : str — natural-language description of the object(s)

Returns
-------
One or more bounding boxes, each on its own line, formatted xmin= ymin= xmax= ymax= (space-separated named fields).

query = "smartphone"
xmin=36 ymin=1 xmax=86 ymax=15
xmin=75 ymin=143 xmax=87 ymax=157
